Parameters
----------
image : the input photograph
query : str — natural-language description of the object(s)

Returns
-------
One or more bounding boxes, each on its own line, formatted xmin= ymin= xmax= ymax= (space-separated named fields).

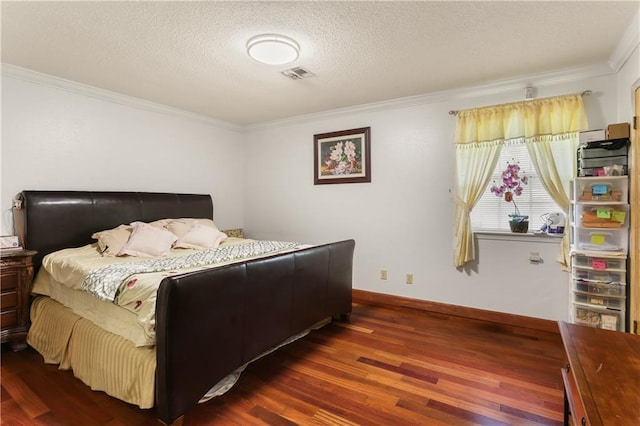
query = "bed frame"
xmin=18 ymin=190 xmax=355 ymax=425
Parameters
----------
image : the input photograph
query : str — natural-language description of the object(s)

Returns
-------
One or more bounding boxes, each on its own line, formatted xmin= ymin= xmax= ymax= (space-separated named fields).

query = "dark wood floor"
xmin=1 ymin=302 xmax=566 ymax=425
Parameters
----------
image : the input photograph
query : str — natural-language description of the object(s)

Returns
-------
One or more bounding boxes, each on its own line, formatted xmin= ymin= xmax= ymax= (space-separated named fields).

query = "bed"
xmin=18 ymin=190 xmax=355 ymax=425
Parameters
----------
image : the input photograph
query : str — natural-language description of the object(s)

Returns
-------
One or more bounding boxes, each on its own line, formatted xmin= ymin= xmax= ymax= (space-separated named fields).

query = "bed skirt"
xmin=27 ymin=295 xmax=333 ymax=412
xmin=27 ymin=296 xmax=156 ymax=408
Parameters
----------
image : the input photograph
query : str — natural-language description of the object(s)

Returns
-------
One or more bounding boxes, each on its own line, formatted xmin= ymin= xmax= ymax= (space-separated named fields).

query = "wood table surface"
xmin=559 ymin=321 xmax=640 ymax=425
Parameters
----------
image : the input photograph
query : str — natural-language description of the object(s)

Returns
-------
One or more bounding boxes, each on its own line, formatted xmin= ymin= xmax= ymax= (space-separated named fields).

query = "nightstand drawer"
xmin=1 ymin=291 xmax=17 ymax=310
xmin=0 ymin=270 xmax=19 ymax=291
xmin=1 ymin=309 xmax=17 ymax=328
xmin=0 ymin=249 xmax=36 ymax=350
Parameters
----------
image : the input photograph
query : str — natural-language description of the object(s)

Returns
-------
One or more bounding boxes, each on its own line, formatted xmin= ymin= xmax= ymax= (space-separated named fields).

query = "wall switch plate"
xmin=529 ymin=251 xmax=541 ymax=264
xmin=406 ymin=273 xmax=413 ymax=284
xmin=380 ymin=269 xmax=387 ymax=280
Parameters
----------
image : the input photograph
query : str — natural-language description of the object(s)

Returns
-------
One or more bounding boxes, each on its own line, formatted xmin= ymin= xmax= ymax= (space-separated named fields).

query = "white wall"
xmin=616 ymin=43 xmax=640 ymax=121
xmin=243 ymin=72 xmax=620 ymax=321
xmin=2 ymin=49 xmax=634 ymax=323
xmin=1 ymin=72 xmax=245 ymax=234
xmin=614 ymin=8 xmax=640 ymax=122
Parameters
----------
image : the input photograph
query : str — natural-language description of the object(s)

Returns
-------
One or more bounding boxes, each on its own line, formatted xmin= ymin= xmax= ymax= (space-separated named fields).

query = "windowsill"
xmin=474 ymin=230 xmax=564 ymax=243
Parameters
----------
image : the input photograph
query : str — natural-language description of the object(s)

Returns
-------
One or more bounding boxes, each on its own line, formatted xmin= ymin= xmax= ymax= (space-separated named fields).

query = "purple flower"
xmin=491 ymin=160 xmax=528 ymax=215
xmin=514 ymin=185 xmax=523 ymax=196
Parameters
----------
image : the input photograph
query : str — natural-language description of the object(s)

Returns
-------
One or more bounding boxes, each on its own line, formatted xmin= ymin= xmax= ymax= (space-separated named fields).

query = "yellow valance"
xmin=454 ymin=94 xmax=588 ymax=144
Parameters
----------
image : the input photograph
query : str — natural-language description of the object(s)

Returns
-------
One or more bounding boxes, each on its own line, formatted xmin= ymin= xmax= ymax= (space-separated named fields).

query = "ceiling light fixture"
xmin=247 ymin=34 xmax=299 ymax=65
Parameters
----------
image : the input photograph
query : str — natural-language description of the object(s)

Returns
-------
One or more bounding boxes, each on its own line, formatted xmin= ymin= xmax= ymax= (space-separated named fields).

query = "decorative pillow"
xmin=118 ymin=221 xmax=178 ymax=257
xmin=174 ymin=224 xmax=228 ymax=250
xmin=91 ymin=224 xmax=133 ymax=257
xmin=166 ymin=218 xmax=218 ymax=238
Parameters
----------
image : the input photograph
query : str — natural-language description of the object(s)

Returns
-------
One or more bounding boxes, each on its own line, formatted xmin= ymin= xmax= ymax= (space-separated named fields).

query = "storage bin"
xmin=574 ymin=280 xmax=626 ymax=296
xmin=572 ymin=254 xmax=626 ymax=270
xmin=576 ymin=204 xmax=629 ymax=228
xmin=574 ymin=228 xmax=628 ymax=253
xmin=579 ymin=166 xmax=628 ymax=177
xmin=573 ymin=304 xmax=623 ymax=331
xmin=578 ymin=138 xmax=629 ymax=159
xmin=572 ymin=268 xmax=626 ymax=283
xmin=573 ymin=177 xmax=628 ymax=203
xmin=574 ymin=293 xmax=625 ymax=310
xmin=579 ymin=155 xmax=628 ymax=169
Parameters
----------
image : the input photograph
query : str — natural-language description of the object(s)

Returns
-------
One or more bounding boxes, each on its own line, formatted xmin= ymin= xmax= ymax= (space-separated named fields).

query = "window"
xmin=470 ymin=139 xmax=562 ymax=232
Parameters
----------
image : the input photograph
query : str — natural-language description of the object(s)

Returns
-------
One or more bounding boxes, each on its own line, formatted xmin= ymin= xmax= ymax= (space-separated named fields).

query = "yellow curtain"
xmin=453 ymin=94 xmax=588 ymax=268
xmin=523 ymin=95 xmax=588 ymax=269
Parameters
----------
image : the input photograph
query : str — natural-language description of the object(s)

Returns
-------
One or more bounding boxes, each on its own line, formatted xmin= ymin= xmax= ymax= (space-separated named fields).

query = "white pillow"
xmin=118 ymin=222 xmax=178 ymax=257
xmin=174 ymin=224 xmax=228 ymax=250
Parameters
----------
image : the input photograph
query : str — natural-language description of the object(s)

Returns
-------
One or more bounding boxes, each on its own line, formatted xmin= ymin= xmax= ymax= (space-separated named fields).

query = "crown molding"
xmin=609 ymin=8 xmax=640 ymax=72
xmin=2 ymin=58 xmax=621 ymax=134
xmin=246 ymin=62 xmax=615 ymax=131
xmin=1 ymin=63 xmax=243 ymax=133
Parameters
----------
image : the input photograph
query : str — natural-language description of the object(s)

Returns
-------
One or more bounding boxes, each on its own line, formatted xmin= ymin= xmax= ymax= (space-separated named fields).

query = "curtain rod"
xmin=448 ymin=90 xmax=592 ymax=116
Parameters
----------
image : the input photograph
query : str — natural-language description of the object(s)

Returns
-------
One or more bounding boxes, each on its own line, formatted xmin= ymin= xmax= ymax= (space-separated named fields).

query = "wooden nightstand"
xmin=1 ymin=249 xmax=37 ymax=351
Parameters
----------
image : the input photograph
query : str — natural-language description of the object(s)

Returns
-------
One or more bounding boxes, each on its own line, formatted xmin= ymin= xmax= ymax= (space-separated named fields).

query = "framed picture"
xmin=313 ymin=127 xmax=371 ymax=185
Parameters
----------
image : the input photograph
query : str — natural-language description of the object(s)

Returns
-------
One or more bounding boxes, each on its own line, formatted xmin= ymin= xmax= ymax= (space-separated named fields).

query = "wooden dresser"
xmin=1 ymin=249 xmax=37 ymax=351
xmin=559 ymin=321 xmax=640 ymax=425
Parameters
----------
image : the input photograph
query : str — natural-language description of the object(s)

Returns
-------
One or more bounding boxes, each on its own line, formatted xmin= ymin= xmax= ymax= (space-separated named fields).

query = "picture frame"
xmin=313 ymin=127 xmax=371 ymax=185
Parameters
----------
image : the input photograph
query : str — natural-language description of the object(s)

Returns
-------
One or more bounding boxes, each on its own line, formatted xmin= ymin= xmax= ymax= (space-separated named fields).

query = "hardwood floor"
xmin=1 ymin=302 xmax=566 ymax=425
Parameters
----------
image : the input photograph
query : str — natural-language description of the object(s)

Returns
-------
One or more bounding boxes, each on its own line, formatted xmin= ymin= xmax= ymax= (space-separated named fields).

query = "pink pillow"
xmin=174 ymin=224 xmax=228 ymax=250
xmin=118 ymin=222 xmax=178 ymax=257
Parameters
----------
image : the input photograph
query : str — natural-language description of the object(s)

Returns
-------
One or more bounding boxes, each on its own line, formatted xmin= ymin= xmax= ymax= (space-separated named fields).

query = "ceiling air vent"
xmin=281 ymin=66 xmax=315 ymax=80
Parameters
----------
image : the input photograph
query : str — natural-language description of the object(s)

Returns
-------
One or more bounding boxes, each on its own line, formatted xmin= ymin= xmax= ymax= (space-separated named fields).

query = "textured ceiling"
xmin=2 ymin=1 xmax=638 ymax=126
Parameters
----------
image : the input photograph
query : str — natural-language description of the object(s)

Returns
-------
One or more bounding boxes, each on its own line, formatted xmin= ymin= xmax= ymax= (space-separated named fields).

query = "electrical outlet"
xmin=529 ymin=251 xmax=541 ymax=264
xmin=380 ymin=269 xmax=387 ymax=280
xmin=406 ymin=273 xmax=413 ymax=285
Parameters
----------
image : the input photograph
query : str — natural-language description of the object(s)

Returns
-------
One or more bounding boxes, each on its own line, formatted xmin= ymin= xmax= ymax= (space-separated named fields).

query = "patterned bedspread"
xmin=82 ymin=240 xmax=298 ymax=301
xmin=40 ymin=238 xmax=302 ymax=341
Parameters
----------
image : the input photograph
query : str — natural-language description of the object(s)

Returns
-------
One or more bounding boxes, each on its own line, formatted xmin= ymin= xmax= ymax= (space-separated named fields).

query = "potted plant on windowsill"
xmin=490 ymin=160 xmax=529 ymax=233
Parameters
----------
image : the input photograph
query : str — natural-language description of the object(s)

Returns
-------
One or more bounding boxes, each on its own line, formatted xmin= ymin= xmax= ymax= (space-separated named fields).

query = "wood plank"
xmin=353 ymin=289 xmax=560 ymax=334
xmin=1 ymin=300 xmax=565 ymax=425
xmin=1 ymin=374 xmax=49 ymax=419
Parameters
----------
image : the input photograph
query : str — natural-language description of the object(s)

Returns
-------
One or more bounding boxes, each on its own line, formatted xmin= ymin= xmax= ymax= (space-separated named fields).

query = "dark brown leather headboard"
xmin=17 ymin=191 xmax=214 ymax=272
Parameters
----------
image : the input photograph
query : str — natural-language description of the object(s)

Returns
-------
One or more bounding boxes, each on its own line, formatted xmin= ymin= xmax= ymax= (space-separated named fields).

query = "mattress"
xmin=32 ymin=269 xmax=153 ymax=347
xmin=33 ymin=237 xmax=310 ymax=346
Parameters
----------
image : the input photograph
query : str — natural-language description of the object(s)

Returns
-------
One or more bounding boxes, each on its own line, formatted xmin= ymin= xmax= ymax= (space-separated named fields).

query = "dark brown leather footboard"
xmin=156 ymin=239 xmax=354 ymax=425
xmin=17 ymin=190 xmax=354 ymax=425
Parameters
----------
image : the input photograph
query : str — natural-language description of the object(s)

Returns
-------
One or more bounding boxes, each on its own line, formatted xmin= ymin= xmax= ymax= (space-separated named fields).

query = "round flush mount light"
xmin=247 ymin=34 xmax=300 ymax=65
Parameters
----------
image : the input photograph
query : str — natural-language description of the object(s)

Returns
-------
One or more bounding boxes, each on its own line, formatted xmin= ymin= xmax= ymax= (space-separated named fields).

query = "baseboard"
xmin=352 ymin=289 xmax=559 ymax=335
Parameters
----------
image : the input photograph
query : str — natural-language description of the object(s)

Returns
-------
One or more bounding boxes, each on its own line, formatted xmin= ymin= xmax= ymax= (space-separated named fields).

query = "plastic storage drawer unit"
xmin=574 ymin=280 xmax=626 ymax=297
xmin=574 ymin=293 xmax=625 ymax=310
xmin=574 ymin=177 xmax=629 ymax=202
xmin=573 ymin=268 xmax=626 ymax=283
xmin=574 ymin=228 xmax=628 ymax=253
xmin=576 ymin=204 xmax=629 ymax=228
xmin=572 ymin=254 xmax=626 ymax=270
xmin=573 ymin=304 xmax=623 ymax=331
xmin=578 ymin=138 xmax=629 ymax=159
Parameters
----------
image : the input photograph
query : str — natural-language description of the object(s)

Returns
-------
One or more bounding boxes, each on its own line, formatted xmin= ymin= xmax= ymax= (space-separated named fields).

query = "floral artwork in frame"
xmin=313 ymin=127 xmax=371 ymax=185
